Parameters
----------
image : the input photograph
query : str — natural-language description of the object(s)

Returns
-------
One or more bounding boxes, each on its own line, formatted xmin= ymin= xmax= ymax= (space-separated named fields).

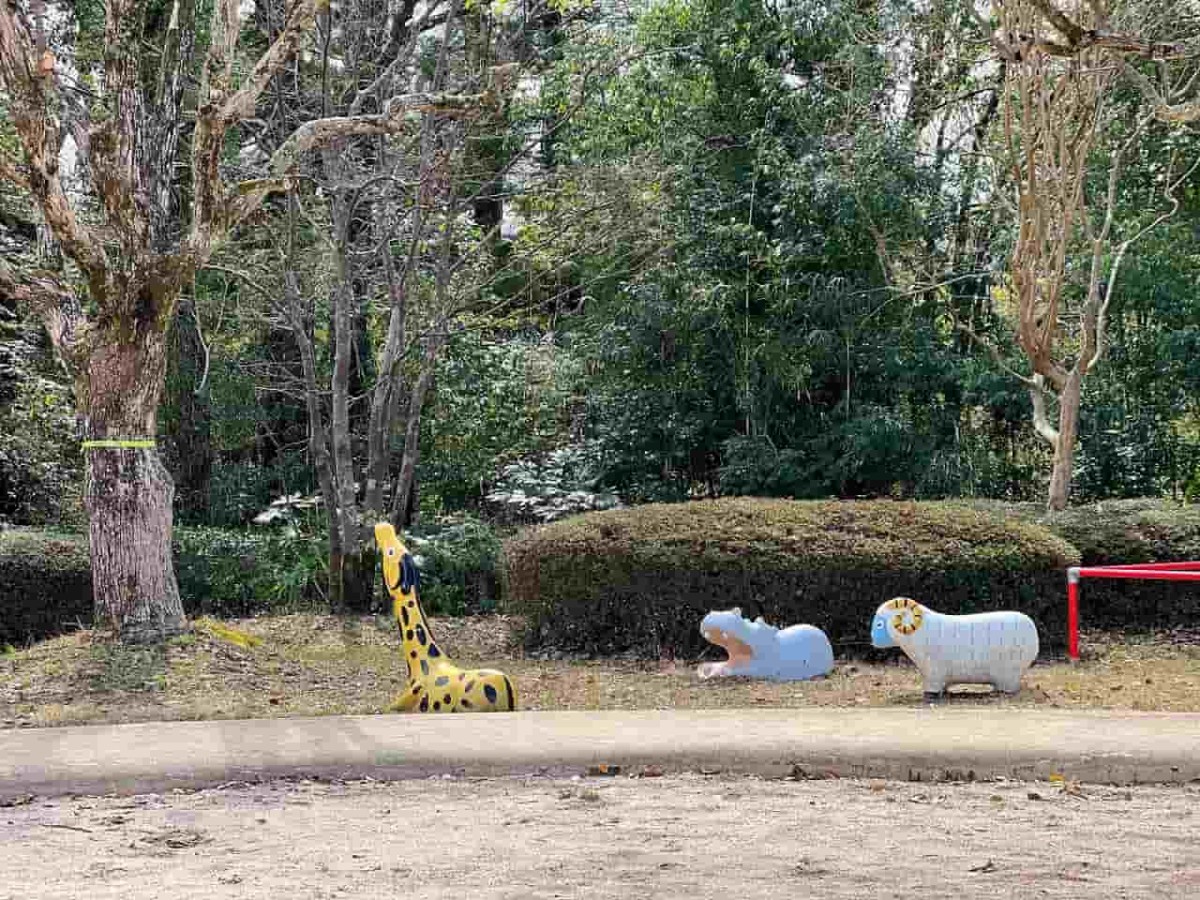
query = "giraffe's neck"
xmin=393 ymin=584 xmax=444 ymax=680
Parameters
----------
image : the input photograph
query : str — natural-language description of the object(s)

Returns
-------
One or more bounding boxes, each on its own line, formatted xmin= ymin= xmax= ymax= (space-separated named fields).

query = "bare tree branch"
xmin=1122 ymin=60 xmax=1200 ymax=122
xmin=192 ymin=0 xmax=320 ymax=252
xmin=0 ymin=1 xmax=108 ymax=285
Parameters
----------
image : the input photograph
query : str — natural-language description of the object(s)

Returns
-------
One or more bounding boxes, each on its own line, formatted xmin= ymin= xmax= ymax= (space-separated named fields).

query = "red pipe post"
xmin=1067 ymin=568 xmax=1080 ymax=661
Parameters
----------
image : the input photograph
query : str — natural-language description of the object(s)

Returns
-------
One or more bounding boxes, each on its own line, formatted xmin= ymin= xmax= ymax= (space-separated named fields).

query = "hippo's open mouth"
xmin=700 ymin=628 xmax=755 ymax=666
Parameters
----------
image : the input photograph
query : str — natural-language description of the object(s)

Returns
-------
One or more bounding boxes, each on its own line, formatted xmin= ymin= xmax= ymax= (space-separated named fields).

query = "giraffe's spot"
xmin=484 ymin=684 xmax=498 ymax=704
xmin=419 ymin=695 xmax=429 ymax=712
xmin=410 ymin=650 xmax=417 ymax=659
xmin=406 ymin=629 xmax=414 ymax=640
xmin=464 ymin=680 xmax=476 ymax=694
xmin=415 ymin=624 xmax=427 ymax=646
xmin=420 ymin=659 xmax=429 ymax=676
xmin=435 ymin=676 xmax=449 ymax=686
xmin=458 ymin=673 xmax=466 ymax=681
xmin=401 ymin=607 xmax=410 ymax=626
xmin=428 ymin=644 xmax=441 ymax=658
xmin=443 ymin=694 xmax=451 ymax=704
xmin=408 ymin=600 xmax=415 ymax=608
xmin=461 ymin=698 xmax=472 ymax=708
xmin=412 ymin=684 xmax=422 ymax=694
xmin=433 ymin=701 xmax=441 ymax=710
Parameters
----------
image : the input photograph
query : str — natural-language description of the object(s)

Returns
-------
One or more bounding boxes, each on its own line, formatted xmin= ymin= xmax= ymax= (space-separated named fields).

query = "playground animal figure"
xmin=697 ymin=608 xmax=834 ymax=681
xmin=870 ymin=597 xmax=1039 ymax=698
xmin=375 ymin=522 xmax=517 ymax=713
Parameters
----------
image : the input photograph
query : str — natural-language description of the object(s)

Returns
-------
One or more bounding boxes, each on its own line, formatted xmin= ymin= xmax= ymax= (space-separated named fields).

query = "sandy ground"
xmin=1 ymin=774 xmax=1197 ymax=899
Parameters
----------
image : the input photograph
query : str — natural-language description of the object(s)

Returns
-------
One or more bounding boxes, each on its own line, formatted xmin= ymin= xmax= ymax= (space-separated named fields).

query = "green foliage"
xmin=419 ymin=330 xmax=578 ymax=513
xmin=174 ymin=526 xmax=328 ymax=617
xmin=550 ymin=0 xmax=1030 ymax=503
xmin=484 ymin=445 xmax=621 ymax=524
xmin=0 ymin=529 xmax=92 ymax=647
xmin=503 ymin=498 xmax=1080 ymax=658
xmin=0 ymin=322 xmax=85 ymax=528
xmin=404 ymin=517 xmax=503 ymax=616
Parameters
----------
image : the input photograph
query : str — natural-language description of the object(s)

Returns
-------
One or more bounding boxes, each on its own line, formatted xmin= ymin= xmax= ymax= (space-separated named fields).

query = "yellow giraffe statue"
xmin=374 ymin=521 xmax=517 ymax=713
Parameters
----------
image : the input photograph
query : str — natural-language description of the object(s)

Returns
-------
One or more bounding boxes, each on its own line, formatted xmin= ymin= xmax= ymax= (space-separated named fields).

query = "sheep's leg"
xmin=993 ymin=672 xmax=1023 ymax=694
xmin=921 ymin=666 xmax=947 ymax=700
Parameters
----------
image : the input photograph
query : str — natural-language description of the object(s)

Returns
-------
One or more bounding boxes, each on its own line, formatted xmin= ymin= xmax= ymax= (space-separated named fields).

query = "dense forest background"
xmin=3 ymin=0 xmax=1200 ymax=618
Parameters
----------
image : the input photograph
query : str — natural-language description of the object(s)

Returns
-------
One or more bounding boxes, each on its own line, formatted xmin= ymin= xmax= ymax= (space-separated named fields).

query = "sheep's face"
xmin=870 ymin=611 xmax=895 ymax=648
xmin=871 ymin=597 xmax=924 ymax=647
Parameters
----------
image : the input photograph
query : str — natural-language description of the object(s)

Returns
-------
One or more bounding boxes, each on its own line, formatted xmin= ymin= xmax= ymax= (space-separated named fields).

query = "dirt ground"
xmin=4 ymin=615 xmax=1200 ymax=729
xmin=1 ymin=774 xmax=1197 ymax=899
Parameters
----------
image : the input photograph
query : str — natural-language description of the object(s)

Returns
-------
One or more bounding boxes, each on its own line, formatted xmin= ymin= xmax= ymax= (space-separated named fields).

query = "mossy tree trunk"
xmin=81 ymin=318 xmax=187 ymax=639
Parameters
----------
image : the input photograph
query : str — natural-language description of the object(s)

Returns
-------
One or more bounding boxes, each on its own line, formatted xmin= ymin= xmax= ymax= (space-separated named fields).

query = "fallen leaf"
xmin=970 ymin=860 xmax=997 ymax=874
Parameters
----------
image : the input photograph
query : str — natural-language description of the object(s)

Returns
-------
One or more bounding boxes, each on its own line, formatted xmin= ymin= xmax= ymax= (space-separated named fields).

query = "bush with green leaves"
xmin=0 ymin=529 xmax=92 ymax=647
xmin=402 ymin=517 xmax=503 ymax=616
xmin=483 ymin=446 xmax=622 ymax=525
xmin=503 ymin=498 xmax=1081 ymax=658
xmin=174 ymin=526 xmax=328 ymax=617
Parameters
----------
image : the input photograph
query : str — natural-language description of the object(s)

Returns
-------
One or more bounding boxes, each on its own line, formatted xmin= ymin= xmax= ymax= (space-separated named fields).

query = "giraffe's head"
xmin=374 ymin=521 xmax=419 ymax=596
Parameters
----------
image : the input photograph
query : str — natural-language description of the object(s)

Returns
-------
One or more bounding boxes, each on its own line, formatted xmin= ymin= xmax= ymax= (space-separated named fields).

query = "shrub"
xmin=0 ymin=529 xmax=92 ymax=647
xmin=483 ymin=446 xmax=622 ymax=525
xmin=403 ymin=517 xmax=503 ymax=615
xmin=1031 ymin=499 xmax=1200 ymax=630
xmin=503 ymin=498 xmax=1080 ymax=658
xmin=174 ymin=526 xmax=327 ymax=617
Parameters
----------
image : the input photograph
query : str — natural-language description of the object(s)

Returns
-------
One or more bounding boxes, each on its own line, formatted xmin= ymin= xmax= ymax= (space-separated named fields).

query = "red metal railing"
xmin=1067 ymin=562 xmax=1200 ymax=660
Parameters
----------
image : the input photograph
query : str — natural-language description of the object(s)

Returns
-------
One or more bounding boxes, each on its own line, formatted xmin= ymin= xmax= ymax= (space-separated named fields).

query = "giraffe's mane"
xmin=404 ymin=549 xmax=440 ymax=646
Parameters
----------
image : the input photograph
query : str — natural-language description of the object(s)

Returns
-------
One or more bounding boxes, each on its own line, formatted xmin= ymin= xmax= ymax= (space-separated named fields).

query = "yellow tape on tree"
xmin=80 ymin=439 xmax=156 ymax=450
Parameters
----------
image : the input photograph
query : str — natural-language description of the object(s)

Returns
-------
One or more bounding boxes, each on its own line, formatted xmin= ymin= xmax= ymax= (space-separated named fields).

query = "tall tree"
xmin=0 ymin=0 xmax=482 ymax=639
xmin=980 ymin=0 xmax=1200 ymax=509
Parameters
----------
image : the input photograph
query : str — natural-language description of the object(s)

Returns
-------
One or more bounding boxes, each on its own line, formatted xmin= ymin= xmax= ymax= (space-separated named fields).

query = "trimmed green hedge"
xmin=1032 ymin=499 xmax=1200 ymax=629
xmin=0 ymin=530 xmax=93 ymax=648
xmin=502 ymin=498 xmax=1081 ymax=658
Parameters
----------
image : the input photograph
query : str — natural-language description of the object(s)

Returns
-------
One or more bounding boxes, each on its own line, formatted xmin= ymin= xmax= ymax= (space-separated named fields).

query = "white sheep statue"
xmin=870 ymin=597 xmax=1039 ymax=697
xmin=697 ymin=608 xmax=834 ymax=681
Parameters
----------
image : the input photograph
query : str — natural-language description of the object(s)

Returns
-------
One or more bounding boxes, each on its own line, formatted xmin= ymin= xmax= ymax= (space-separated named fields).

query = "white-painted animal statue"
xmin=697 ymin=608 xmax=834 ymax=681
xmin=870 ymin=597 xmax=1039 ymax=698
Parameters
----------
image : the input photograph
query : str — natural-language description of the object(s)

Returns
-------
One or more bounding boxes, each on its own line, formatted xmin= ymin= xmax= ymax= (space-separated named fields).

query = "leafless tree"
xmin=971 ymin=0 xmax=1200 ymax=509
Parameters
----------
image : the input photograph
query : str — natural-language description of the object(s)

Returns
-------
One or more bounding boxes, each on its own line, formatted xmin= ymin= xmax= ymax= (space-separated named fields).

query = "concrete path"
xmin=2 ymin=708 xmax=1198 ymax=800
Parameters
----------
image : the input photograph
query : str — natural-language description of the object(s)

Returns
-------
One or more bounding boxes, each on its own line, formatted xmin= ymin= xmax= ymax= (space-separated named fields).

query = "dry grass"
xmin=2 ymin=615 xmax=1198 ymax=729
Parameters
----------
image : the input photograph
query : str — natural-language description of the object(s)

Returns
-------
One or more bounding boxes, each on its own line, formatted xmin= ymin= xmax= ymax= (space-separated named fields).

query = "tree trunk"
xmin=340 ymin=546 xmax=377 ymax=612
xmin=83 ymin=329 xmax=186 ymax=641
xmin=167 ymin=297 xmax=213 ymax=518
xmin=391 ymin=329 xmax=446 ymax=525
xmin=1047 ymin=369 xmax=1084 ymax=512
